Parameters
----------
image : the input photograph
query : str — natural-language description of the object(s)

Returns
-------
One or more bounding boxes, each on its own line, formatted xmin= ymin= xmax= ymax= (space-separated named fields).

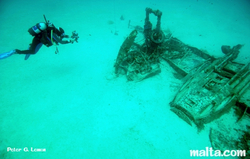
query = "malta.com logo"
xmin=190 ymin=147 xmax=246 ymax=157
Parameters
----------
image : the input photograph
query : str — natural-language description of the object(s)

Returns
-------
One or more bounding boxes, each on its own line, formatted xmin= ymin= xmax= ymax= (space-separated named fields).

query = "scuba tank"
xmin=28 ymin=22 xmax=47 ymax=36
xmin=28 ymin=15 xmax=50 ymax=36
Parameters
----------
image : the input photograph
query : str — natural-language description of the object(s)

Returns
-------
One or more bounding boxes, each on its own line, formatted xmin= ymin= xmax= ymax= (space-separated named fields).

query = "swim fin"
xmin=24 ymin=54 xmax=31 ymax=60
xmin=0 ymin=50 xmax=16 ymax=60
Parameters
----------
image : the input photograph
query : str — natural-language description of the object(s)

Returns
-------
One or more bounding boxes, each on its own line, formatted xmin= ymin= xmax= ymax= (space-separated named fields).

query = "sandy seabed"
xmin=1 ymin=0 xmax=250 ymax=158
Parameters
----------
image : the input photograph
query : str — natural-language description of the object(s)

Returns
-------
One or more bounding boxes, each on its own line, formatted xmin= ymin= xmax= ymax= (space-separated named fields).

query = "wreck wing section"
xmin=170 ymin=46 xmax=250 ymax=127
xmin=162 ymin=37 xmax=216 ymax=77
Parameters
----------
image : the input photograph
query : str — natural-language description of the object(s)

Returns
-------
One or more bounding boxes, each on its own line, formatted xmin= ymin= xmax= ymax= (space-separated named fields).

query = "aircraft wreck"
xmin=114 ymin=8 xmax=250 ymax=155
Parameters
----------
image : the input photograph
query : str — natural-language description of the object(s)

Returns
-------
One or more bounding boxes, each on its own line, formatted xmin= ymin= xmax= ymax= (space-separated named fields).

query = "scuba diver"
xmin=0 ymin=15 xmax=79 ymax=60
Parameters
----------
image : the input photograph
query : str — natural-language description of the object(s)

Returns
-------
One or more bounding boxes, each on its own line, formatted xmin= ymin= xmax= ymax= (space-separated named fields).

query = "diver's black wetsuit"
xmin=16 ymin=26 xmax=71 ymax=54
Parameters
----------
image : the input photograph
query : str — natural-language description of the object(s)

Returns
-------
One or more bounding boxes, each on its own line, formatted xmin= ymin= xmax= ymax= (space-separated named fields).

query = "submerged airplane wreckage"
xmin=114 ymin=8 xmax=250 ymax=155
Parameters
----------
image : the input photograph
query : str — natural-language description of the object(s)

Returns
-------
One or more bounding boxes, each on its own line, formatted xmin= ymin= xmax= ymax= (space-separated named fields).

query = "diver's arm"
xmin=61 ymin=37 xmax=77 ymax=44
xmin=52 ymin=33 xmax=73 ymax=44
xmin=59 ymin=37 xmax=72 ymax=44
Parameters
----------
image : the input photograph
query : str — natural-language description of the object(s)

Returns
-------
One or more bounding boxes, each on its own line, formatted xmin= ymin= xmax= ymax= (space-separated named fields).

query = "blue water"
xmin=1 ymin=0 xmax=250 ymax=158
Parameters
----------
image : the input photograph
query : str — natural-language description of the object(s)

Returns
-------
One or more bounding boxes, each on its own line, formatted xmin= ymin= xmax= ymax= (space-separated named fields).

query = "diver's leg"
xmin=24 ymin=43 xmax=43 ymax=60
xmin=0 ymin=37 xmax=42 ymax=60
xmin=16 ymin=37 xmax=42 ymax=54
